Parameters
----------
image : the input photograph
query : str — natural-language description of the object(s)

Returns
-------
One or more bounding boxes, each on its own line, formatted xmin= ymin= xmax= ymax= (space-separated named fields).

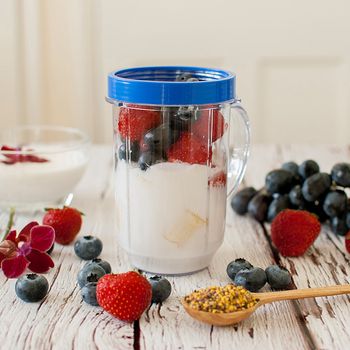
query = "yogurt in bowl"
xmin=0 ymin=126 xmax=90 ymax=209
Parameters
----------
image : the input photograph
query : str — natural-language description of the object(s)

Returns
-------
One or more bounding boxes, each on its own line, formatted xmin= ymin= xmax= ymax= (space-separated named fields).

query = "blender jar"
xmin=107 ymin=66 xmax=250 ymax=274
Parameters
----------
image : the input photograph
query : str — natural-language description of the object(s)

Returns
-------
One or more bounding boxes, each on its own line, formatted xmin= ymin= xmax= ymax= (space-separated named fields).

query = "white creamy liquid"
xmin=0 ymin=146 xmax=88 ymax=206
xmin=115 ymin=161 xmax=227 ymax=274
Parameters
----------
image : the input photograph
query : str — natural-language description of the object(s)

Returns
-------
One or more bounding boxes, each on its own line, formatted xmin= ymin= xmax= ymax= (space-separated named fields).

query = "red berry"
xmin=192 ymin=109 xmax=225 ymax=142
xmin=208 ymin=171 xmax=227 ymax=187
xmin=271 ymin=209 xmax=321 ymax=257
xmin=96 ymin=272 xmax=152 ymax=323
xmin=118 ymin=105 xmax=161 ymax=141
xmin=345 ymin=231 xmax=350 ymax=254
xmin=166 ymin=132 xmax=212 ymax=165
xmin=42 ymin=207 xmax=82 ymax=245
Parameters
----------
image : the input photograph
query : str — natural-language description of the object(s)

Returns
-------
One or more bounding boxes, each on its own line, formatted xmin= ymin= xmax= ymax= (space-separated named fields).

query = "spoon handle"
xmin=256 ymin=285 xmax=350 ymax=305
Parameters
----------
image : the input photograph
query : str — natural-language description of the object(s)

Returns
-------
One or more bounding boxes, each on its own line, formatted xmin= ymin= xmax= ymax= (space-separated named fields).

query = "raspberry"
xmin=118 ymin=106 xmax=161 ymax=141
xmin=271 ymin=209 xmax=321 ymax=257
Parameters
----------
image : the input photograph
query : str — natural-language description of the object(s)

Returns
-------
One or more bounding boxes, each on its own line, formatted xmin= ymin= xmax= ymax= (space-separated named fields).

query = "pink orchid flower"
xmin=0 ymin=222 xmax=55 ymax=278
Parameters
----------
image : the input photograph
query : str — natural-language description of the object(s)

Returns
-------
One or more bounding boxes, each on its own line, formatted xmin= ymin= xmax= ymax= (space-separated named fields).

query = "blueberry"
xmin=282 ymin=161 xmax=299 ymax=176
xmin=74 ymin=236 xmax=103 ymax=260
xmin=175 ymin=72 xmax=193 ymax=81
xmin=15 ymin=274 xmax=49 ymax=302
xmin=331 ymin=163 xmax=350 ymax=187
xmin=298 ymin=160 xmax=320 ymax=179
xmin=234 ymin=267 xmax=267 ymax=292
xmin=81 ymin=282 xmax=99 ymax=306
xmin=323 ymin=190 xmax=348 ymax=218
xmin=77 ymin=263 xmax=106 ymax=288
xmin=330 ymin=216 xmax=349 ymax=236
xmin=118 ymin=142 xmax=140 ymax=162
xmin=282 ymin=161 xmax=301 ymax=183
xmin=305 ymin=201 xmax=329 ymax=223
xmin=247 ymin=192 xmax=272 ymax=222
xmin=176 ymin=106 xmax=195 ymax=120
xmin=347 ymin=212 xmax=350 ymax=229
xmin=138 ymin=151 xmax=153 ymax=170
xmin=265 ymin=265 xmax=292 ymax=290
xmin=138 ymin=151 xmax=164 ymax=171
xmin=265 ymin=169 xmax=295 ymax=194
xmin=301 ymin=172 xmax=331 ymax=202
xmin=163 ymin=107 xmax=188 ymax=131
xmin=143 ymin=124 xmax=180 ymax=155
xmin=289 ymin=185 xmax=307 ymax=209
xmin=169 ymin=106 xmax=198 ymax=131
xmin=148 ymin=275 xmax=172 ymax=304
xmin=267 ymin=195 xmax=290 ymax=222
xmin=230 ymin=187 xmax=257 ymax=215
xmin=226 ymin=258 xmax=253 ymax=281
xmin=84 ymin=258 xmax=111 ymax=274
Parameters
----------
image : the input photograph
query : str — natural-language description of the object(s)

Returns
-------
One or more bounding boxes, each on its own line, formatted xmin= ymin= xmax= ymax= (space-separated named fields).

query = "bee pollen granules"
xmin=184 ymin=284 xmax=258 ymax=313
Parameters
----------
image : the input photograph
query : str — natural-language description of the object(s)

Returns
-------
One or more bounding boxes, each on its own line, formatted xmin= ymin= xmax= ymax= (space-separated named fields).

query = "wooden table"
xmin=1 ymin=144 xmax=350 ymax=350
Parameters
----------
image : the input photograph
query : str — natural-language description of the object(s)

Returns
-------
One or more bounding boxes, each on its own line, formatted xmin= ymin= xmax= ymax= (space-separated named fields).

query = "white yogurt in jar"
xmin=115 ymin=161 xmax=226 ymax=274
xmin=0 ymin=145 xmax=88 ymax=208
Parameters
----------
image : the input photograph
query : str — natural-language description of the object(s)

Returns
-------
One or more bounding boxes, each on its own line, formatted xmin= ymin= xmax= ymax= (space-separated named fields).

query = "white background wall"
xmin=1 ymin=0 xmax=350 ymax=144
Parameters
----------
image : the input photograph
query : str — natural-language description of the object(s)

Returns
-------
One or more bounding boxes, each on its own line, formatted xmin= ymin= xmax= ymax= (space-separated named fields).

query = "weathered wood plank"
xmin=140 ymin=144 xmax=310 ymax=350
xmin=0 ymin=146 xmax=132 ymax=350
xmin=1 ymin=145 xmax=350 ymax=350
xmin=275 ymin=144 xmax=350 ymax=350
xmin=244 ymin=144 xmax=350 ymax=350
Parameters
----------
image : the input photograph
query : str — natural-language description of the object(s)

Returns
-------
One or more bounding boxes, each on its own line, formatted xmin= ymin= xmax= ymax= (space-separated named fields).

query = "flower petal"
xmin=0 ymin=240 xmax=18 ymax=258
xmin=6 ymin=230 xmax=17 ymax=243
xmin=18 ymin=222 xmax=39 ymax=242
xmin=1 ymin=255 xmax=29 ymax=278
xmin=0 ymin=252 xmax=6 ymax=264
xmin=30 ymin=225 xmax=55 ymax=252
xmin=27 ymin=249 xmax=54 ymax=273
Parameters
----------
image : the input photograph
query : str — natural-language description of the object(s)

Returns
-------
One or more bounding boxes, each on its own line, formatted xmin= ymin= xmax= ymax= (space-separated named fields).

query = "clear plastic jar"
xmin=107 ymin=66 xmax=250 ymax=274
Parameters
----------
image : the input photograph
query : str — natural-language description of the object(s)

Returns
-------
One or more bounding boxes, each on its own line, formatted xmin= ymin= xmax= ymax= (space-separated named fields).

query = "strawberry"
xmin=118 ymin=105 xmax=161 ymax=141
xmin=208 ymin=171 xmax=227 ymax=187
xmin=345 ymin=231 xmax=350 ymax=254
xmin=192 ymin=108 xmax=225 ymax=142
xmin=166 ymin=132 xmax=211 ymax=165
xmin=96 ymin=272 xmax=152 ymax=322
xmin=271 ymin=209 xmax=321 ymax=257
xmin=42 ymin=207 xmax=82 ymax=245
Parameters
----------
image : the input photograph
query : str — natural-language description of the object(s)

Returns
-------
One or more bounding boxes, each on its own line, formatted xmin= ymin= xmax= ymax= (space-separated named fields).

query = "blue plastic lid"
xmin=107 ymin=66 xmax=236 ymax=105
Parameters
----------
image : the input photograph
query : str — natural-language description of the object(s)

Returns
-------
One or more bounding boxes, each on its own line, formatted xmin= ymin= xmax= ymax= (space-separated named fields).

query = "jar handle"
xmin=227 ymin=101 xmax=251 ymax=198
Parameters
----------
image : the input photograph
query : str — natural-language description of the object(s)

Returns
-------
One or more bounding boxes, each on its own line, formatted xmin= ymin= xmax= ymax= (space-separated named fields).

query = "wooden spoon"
xmin=182 ymin=284 xmax=350 ymax=326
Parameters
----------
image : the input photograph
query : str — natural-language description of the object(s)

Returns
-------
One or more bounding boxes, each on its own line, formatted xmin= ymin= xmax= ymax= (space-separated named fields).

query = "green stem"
xmin=0 ymin=208 xmax=15 ymax=242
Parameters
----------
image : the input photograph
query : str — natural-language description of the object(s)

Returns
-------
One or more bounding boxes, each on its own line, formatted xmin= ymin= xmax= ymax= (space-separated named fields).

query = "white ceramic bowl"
xmin=0 ymin=125 xmax=90 ymax=209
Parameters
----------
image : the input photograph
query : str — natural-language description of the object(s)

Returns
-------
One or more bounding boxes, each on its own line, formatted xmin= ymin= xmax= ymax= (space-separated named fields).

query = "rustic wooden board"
xmin=0 ymin=145 xmax=349 ymax=350
xmin=244 ymin=144 xmax=350 ymax=350
xmin=276 ymin=145 xmax=350 ymax=349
